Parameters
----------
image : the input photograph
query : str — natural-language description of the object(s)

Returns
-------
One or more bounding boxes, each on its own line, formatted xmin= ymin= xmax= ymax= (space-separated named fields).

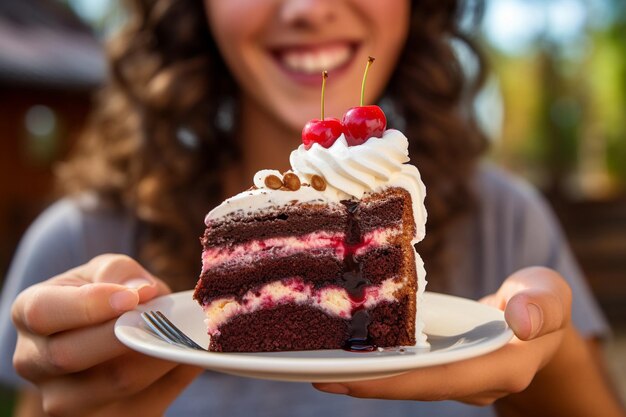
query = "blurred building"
xmin=0 ymin=0 xmax=104 ymax=275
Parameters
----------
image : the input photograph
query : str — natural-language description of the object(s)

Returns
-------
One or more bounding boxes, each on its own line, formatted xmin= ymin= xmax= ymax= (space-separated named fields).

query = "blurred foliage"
xmin=485 ymin=0 xmax=626 ymax=200
xmin=592 ymin=18 xmax=626 ymax=183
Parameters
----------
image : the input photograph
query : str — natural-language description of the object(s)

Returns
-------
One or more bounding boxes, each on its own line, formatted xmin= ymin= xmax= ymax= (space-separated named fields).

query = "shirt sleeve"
xmin=0 ymin=200 xmax=87 ymax=387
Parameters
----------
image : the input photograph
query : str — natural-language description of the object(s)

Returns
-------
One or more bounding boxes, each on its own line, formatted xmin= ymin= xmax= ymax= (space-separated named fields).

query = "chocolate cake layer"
xmin=357 ymin=246 xmax=404 ymax=284
xmin=194 ymin=245 xmax=405 ymax=303
xmin=204 ymin=190 xmax=410 ymax=247
xmin=209 ymin=297 xmax=414 ymax=352
xmin=368 ymin=296 xmax=415 ymax=345
xmin=195 ymin=252 xmax=342 ymax=303
xmin=204 ymin=205 xmax=346 ymax=246
xmin=358 ymin=188 xmax=415 ymax=236
xmin=195 ymin=186 xmax=420 ymax=352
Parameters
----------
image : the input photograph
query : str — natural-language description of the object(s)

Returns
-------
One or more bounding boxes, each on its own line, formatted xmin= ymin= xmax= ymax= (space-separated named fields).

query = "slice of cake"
xmin=193 ymin=128 xmax=427 ymax=352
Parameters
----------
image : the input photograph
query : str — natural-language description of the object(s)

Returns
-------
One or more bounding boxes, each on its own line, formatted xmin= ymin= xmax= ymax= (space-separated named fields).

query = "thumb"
xmin=500 ymin=267 xmax=572 ymax=341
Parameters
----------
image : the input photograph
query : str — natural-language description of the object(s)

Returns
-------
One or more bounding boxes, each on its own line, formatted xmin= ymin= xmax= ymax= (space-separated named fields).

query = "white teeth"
xmin=280 ymin=45 xmax=351 ymax=74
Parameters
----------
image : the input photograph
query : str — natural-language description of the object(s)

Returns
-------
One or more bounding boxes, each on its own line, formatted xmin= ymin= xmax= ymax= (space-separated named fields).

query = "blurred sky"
xmin=482 ymin=0 xmax=615 ymax=54
xmin=65 ymin=0 xmax=111 ymax=25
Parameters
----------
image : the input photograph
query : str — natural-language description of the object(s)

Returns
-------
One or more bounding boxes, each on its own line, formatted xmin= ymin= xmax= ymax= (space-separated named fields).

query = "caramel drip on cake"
xmin=340 ymin=200 xmax=375 ymax=352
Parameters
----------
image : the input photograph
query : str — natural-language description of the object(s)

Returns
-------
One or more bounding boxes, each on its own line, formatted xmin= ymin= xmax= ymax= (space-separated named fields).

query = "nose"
xmin=279 ymin=0 xmax=337 ymax=28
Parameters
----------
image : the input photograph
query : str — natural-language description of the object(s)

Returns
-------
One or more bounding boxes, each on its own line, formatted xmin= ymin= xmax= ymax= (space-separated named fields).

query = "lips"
xmin=270 ymin=42 xmax=358 ymax=77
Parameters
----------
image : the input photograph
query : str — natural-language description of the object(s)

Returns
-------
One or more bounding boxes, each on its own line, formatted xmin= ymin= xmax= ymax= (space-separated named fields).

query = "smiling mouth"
xmin=270 ymin=42 xmax=359 ymax=76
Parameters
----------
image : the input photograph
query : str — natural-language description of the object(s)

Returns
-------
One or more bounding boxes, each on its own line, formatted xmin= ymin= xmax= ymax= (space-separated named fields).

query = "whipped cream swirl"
xmin=290 ymin=129 xmax=426 ymax=241
xmin=290 ymin=129 xmax=406 ymax=198
xmin=209 ymin=129 xmax=427 ymax=242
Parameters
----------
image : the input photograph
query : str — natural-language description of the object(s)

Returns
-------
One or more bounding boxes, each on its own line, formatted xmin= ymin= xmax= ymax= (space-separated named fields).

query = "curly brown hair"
xmin=58 ymin=0 xmax=488 ymax=291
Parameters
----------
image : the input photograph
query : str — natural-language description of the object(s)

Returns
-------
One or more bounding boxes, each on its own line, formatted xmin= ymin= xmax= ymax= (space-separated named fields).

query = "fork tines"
xmin=141 ymin=310 xmax=205 ymax=351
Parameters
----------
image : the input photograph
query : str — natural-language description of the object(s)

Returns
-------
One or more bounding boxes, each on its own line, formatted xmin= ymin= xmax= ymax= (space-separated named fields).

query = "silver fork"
xmin=141 ymin=310 xmax=206 ymax=351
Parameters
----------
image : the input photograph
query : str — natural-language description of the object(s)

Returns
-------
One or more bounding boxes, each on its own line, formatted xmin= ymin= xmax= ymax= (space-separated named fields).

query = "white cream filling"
xmin=203 ymin=277 xmax=405 ymax=336
xmin=201 ymin=226 xmax=402 ymax=272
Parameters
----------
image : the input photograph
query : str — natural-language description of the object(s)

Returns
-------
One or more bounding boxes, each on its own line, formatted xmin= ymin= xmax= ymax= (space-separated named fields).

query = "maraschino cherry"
xmin=342 ymin=56 xmax=387 ymax=146
xmin=302 ymin=71 xmax=342 ymax=150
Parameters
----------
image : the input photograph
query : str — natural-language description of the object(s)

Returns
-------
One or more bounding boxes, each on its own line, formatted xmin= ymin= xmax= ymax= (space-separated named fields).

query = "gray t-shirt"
xmin=0 ymin=165 xmax=609 ymax=417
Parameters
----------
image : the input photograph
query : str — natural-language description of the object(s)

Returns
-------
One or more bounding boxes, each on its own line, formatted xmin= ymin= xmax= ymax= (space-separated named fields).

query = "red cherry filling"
xmin=341 ymin=105 xmax=386 ymax=146
xmin=302 ymin=117 xmax=343 ymax=150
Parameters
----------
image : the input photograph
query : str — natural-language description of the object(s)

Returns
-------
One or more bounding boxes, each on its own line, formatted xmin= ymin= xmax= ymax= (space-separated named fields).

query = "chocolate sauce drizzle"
xmin=340 ymin=200 xmax=376 ymax=352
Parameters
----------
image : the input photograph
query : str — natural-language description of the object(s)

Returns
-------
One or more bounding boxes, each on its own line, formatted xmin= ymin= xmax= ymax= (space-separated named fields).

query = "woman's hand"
xmin=314 ymin=267 xmax=572 ymax=406
xmin=12 ymin=254 xmax=203 ymax=417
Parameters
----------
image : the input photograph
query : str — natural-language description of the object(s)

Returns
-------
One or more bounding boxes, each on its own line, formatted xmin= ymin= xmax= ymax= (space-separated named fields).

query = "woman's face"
xmin=205 ymin=0 xmax=410 ymax=135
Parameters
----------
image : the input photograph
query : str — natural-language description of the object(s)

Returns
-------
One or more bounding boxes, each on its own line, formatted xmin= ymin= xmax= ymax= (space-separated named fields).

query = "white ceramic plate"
xmin=115 ymin=290 xmax=513 ymax=383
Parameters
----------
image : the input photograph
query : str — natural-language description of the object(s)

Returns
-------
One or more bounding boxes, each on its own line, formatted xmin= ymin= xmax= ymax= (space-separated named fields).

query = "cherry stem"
xmin=321 ymin=70 xmax=328 ymax=120
xmin=360 ymin=56 xmax=375 ymax=106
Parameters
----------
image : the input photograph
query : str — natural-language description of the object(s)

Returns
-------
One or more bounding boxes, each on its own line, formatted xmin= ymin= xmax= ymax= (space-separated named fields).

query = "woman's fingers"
xmin=116 ymin=365 xmax=204 ymax=416
xmin=41 ymin=353 xmax=175 ymax=415
xmin=505 ymin=291 xmax=563 ymax=340
xmin=497 ymin=267 xmax=572 ymax=341
xmin=83 ymin=254 xmax=169 ymax=302
xmin=39 ymin=354 xmax=197 ymax=416
xmin=315 ymin=330 xmax=562 ymax=403
xmin=11 ymin=254 xmax=169 ymax=337
xmin=10 ymin=254 xmax=180 ymax=415
xmin=14 ymin=319 xmax=129 ymax=381
xmin=12 ymin=283 xmax=139 ymax=336
xmin=315 ymin=348 xmax=518 ymax=401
